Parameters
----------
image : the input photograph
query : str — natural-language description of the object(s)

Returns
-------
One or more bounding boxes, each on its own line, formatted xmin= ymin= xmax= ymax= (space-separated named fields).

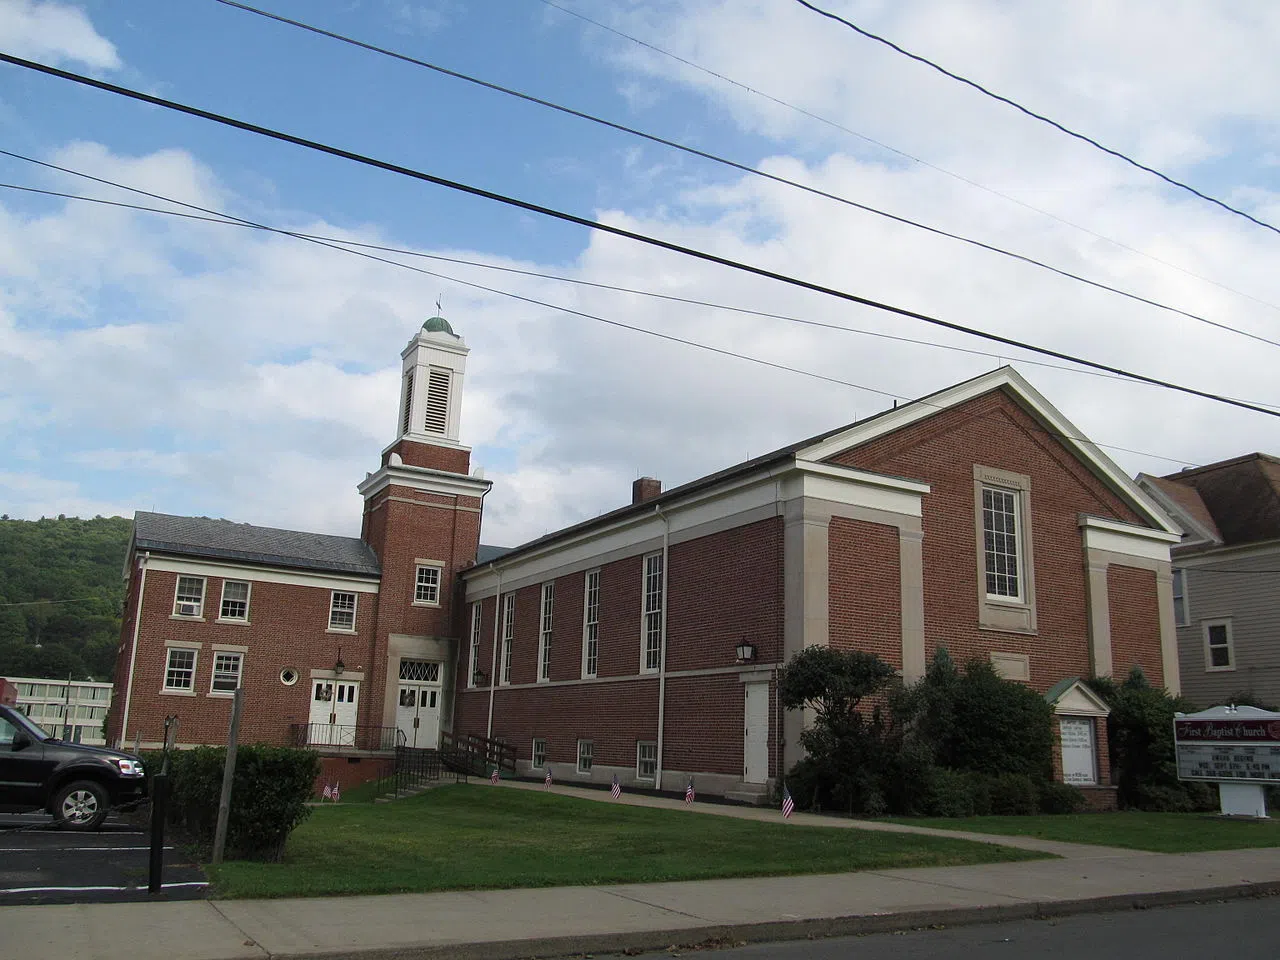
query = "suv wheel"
xmin=53 ymin=780 xmax=110 ymax=831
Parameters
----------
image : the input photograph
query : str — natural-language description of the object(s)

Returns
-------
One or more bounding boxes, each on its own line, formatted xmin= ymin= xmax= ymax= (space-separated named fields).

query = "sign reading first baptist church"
xmin=1174 ymin=708 xmax=1280 ymax=784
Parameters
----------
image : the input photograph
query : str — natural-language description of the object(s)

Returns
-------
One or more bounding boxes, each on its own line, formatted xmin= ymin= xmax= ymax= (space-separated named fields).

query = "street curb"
xmin=276 ymin=880 xmax=1280 ymax=960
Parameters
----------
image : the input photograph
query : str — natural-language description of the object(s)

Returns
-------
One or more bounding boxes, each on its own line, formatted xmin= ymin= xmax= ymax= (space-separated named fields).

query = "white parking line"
xmin=0 ymin=881 xmax=208 ymax=894
xmin=0 ymin=845 xmax=172 ymax=853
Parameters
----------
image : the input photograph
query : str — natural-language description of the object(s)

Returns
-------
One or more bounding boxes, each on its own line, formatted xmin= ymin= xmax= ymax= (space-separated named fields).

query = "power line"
xmin=792 ymin=0 xmax=1280 ymax=239
xmin=0 ymin=175 xmax=1213 ymax=467
xmin=4 ymin=170 xmax=1277 ymax=417
xmin=0 ymin=597 xmax=111 ymax=608
xmin=4 ymin=53 xmax=1278 ymax=425
xmin=208 ymin=0 xmax=1280 ymax=353
xmin=536 ymin=0 xmax=1280 ymax=319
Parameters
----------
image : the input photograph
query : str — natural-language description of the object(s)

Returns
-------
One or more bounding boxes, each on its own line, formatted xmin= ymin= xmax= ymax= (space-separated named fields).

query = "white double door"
xmin=309 ymin=679 xmax=360 ymax=746
xmin=396 ymin=682 xmax=441 ymax=749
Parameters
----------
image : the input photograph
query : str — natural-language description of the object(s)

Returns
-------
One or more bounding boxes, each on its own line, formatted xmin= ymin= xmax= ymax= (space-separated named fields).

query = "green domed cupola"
xmin=422 ymin=315 xmax=455 ymax=336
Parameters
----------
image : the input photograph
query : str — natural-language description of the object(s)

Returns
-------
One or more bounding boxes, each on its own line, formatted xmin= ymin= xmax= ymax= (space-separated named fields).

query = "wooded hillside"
xmin=0 ymin=515 xmax=132 ymax=681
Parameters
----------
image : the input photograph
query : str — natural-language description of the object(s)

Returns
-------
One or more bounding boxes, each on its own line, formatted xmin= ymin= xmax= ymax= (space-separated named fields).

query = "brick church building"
xmin=109 ymin=317 xmax=1183 ymax=804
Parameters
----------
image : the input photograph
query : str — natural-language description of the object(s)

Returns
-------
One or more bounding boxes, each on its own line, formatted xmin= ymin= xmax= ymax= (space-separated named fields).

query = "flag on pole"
xmin=322 ymin=783 xmax=333 ymax=801
xmin=331 ymin=781 xmax=340 ymax=803
xmin=611 ymin=774 xmax=621 ymax=800
xmin=781 ymin=782 xmax=795 ymax=820
xmin=491 ymin=767 xmax=500 ymax=784
xmin=684 ymin=779 xmax=695 ymax=805
xmin=544 ymin=768 xmax=553 ymax=789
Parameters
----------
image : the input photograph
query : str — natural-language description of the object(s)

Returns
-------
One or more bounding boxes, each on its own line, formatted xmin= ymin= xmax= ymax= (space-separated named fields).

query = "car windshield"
xmin=7 ymin=708 xmax=54 ymax=741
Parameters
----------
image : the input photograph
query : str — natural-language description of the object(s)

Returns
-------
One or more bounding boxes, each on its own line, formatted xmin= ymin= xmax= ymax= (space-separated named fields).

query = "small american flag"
xmin=321 ymin=783 xmax=333 ymax=801
xmin=610 ymin=774 xmax=621 ymax=800
xmin=781 ymin=782 xmax=795 ymax=819
xmin=684 ymin=779 xmax=695 ymax=805
xmin=544 ymin=768 xmax=552 ymax=788
xmin=331 ymin=781 xmax=340 ymax=802
xmin=490 ymin=767 xmax=500 ymax=784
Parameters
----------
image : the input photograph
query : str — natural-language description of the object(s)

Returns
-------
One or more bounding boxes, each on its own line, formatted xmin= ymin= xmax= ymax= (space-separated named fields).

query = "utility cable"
xmin=537 ymin=0 xmax=1280 ymax=319
xmin=0 ymin=172 xmax=1229 ymax=467
xmin=208 ymin=0 xmax=1280 ymax=352
xmin=3 ymin=51 xmax=1278 ymax=423
xmin=4 ymin=170 xmax=1278 ymax=416
xmin=792 ymin=0 xmax=1280 ymax=238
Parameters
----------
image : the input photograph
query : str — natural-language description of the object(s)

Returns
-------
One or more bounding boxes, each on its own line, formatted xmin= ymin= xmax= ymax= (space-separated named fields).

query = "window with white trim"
xmin=219 ymin=580 xmax=250 ymax=621
xmin=641 ymin=553 xmax=664 ymax=672
xmin=1204 ymin=619 xmax=1235 ymax=671
xmin=583 ymin=569 xmax=600 ymax=678
xmin=636 ymin=741 xmax=657 ymax=781
xmin=982 ymin=487 xmax=1021 ymax=600
xmin=329 ymin=591 xmax=357 ymax=631
xmin=500 ymin=592 xmax=514 ymax=685
xmin=1172 ymin=569 xmax=1189 ymax=626
xmin=577 ymin=739 xmax=593 ymax=774
xmin=210 ymin=651 xmax=243 ymax=693
xmin=424 ymin=367 xmax=450 ymax=434
xmin=469 ymin=601 xmax=482 ymax=687
xmin=164 ymin=647 xmax=197 ymax=691
xmin=414 ymin=564 xmax=441 ymax=605
xmin=532 ymin=738 xmax=546 ymax=768
xmin=538 ymin=582 xmax=554 ymax=682
xmin=173 ymin=576 xmax=205 ymax=618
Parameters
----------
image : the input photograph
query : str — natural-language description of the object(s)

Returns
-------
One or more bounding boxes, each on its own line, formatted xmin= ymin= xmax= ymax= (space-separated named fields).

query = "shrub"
xmin=140 ymin=745 xmax=320 ymax=861
xmin=1037 ymin=780 xmax=1086 ymax=814
xmin=923 ymin=767 xmax=976 ymax=818
xmin=987 ymin=772 xmax=1039 ymax=815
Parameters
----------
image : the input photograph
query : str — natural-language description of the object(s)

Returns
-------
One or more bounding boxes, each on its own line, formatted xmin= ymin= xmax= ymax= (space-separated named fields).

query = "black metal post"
xmin=148 ymin=773 xmax=169 ymax=894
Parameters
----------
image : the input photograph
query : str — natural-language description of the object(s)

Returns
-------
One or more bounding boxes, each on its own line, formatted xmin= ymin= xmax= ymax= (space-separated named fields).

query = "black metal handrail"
xmin=290 ymin=722 xmax=404 ymax=752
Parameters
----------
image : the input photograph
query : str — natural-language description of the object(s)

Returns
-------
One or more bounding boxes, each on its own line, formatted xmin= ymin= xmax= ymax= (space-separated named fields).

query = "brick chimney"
xmin=632 ymin=477 xmax=662 ymax=505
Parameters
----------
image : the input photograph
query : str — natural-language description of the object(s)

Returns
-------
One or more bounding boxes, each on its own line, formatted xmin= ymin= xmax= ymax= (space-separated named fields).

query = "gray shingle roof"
xmin=476 ymin=544 xmax=511 ymax=564
xmin=133 ymin=512 xmax=381 ymax=577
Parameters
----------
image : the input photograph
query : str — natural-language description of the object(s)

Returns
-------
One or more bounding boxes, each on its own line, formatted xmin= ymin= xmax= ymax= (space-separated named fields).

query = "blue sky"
xmin=2 ymin=0 xmax=1279 ymax=544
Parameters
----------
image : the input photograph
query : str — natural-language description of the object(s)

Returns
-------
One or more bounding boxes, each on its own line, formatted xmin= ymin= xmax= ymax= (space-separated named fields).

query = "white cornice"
xmin=1176 ymin=538 xmax=1280 ymax=565
xmin=1080 ymin=515 xmax=1178 ymax=563
xmin=145 ymin=554 xmax=380 ymax=593
xmin=796 ymin=367 xmax=1180 ymax=537
xmin=1079 ymin=515 xmax=1181 ymax=543
xmin=1134 ymin=474 xmax=1221 ymax=549
xmin=358 ymin=463 xmax=492 ymax=500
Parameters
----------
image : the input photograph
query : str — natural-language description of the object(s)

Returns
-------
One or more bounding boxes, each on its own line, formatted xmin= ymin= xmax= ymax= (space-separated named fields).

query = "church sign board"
xmin=1174 ymin=709 xmax=1280 ymax=785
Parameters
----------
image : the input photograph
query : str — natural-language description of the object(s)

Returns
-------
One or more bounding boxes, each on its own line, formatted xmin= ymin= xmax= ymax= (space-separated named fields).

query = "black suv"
xmin=0 ymin=703 xmax=147 ymax=830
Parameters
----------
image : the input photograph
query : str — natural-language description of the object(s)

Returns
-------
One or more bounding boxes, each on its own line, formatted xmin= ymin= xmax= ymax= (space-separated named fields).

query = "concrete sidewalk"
xmin=4 ymin=843 xmax=1279 ymax=960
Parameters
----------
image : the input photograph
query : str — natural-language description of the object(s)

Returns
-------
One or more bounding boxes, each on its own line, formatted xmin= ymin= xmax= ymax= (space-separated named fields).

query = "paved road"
xmin=0 ymin=812 xmax=208 ymax=905
xmin=611 ymin=895 xmax=1280 ymax=960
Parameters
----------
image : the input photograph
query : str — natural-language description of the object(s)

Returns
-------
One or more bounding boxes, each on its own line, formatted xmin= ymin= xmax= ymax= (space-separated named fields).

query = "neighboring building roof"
xmin=132 ymin=512 xmax=381 ymax=577
xmin=463 ymin=366 xmax=1177 ymax=573
xmin=1139 ymin=475 xmax=1222 ymax=545
xmin=1161 ymin=453 xmax=1280 ymax=547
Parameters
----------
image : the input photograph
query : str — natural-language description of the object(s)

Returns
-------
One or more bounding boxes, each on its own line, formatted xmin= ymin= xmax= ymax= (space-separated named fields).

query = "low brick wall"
xmin=1078 ymin=785 xmax=1119 ymax=811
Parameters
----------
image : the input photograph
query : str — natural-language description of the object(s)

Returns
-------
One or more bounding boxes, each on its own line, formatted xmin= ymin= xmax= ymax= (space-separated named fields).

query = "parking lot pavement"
xmin=0 ymin=813 xmax=208 ymax=905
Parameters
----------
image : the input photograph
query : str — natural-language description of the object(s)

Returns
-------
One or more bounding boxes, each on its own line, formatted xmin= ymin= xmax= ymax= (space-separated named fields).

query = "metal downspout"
xmin=485 ymin=563 xmax=502 ymax=740
xmin=654 ymin=503 xmax=670 ymax=790
xmin=117 ymin=551 xmax=149 ymax=749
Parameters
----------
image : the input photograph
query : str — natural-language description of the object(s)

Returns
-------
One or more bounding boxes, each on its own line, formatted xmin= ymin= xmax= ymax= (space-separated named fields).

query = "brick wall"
xmin=1107 ymin=565 xmax=1164 ymax=686
xmin=383 ymin=438 xmax=472 ymax=475
xmin=830 ymin=388 xmax=1137 ymax=691
xmin=828 ymin=517 xmax=901 ymax=667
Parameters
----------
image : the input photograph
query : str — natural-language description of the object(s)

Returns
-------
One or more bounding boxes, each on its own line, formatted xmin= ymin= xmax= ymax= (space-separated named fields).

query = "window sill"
xmin=325 ymin=627 xmax=357 ymax=635
xmin=215 ymin=618 xmax=250 ymax=626
xmin=208 ymin=689 xmax=239 ymax=698
xmin=576 ymin=769 xmax=592 ymax=777
xmin=169 ymin=614 xmax=205 ymax=623
xmin=1205 ymin=664 xmax=1236 ymax=673
xmin=411 ymin=600 xmax=441 ymax=608
xmin=160 ymin=688 xmax=196 ymax=697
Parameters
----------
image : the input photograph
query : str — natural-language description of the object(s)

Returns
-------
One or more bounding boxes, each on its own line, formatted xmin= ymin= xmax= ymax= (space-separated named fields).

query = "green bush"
xmin=1037 ymin=780 xmax=1086 ymax=814
xmin=987 ymin=772 xmax=1039 ymax=815
xmin=139 ymin=745 xmax=320 ymax=861
xmin=923 ymin=767 xmax=976 ymax=818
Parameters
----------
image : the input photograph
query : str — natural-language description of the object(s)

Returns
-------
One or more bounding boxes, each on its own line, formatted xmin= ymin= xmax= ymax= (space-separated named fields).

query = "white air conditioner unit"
xmin=177 ymin=602 xmax=200 ymax=617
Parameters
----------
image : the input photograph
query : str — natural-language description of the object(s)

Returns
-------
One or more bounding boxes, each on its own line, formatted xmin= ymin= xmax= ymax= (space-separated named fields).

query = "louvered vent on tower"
xmin=401 ymin=371 xmax=414 ymax=435
xmin=424 ymin=368 xmax=450 ymax=434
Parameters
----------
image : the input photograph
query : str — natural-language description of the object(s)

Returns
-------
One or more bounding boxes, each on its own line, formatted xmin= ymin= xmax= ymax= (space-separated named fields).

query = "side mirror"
xmin=11 ymin=731 xmax=33 ymax=751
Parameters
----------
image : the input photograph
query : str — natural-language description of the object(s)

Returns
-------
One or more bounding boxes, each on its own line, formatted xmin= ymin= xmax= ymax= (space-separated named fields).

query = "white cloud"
xmin=0 ymin=1 xmax=120 ymax=70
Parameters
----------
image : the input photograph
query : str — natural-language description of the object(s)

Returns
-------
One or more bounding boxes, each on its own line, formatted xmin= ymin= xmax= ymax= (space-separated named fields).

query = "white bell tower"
xmin=396 ymin=315 xmax=468 ymax=447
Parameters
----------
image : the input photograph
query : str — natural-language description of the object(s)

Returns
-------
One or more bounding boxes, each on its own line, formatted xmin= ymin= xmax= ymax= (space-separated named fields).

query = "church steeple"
xmin=395 ymin=316 xmax=468 ymax=448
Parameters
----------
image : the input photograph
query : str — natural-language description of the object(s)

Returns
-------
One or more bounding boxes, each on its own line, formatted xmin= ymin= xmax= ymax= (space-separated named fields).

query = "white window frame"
xmin=532 ymin=737 xmax=546 ymax=769
xmin=328 ymin=591 xmax=357 ymax=632
xmin=469 ymin=601 xmax=482 ymax=687
xmin=500 ymin=593 xmax=515 ymax=686
xmin=1203 ymin=618 xmax=1235 ymax=672
xmin=640 ymin=552 xmax=664 ymax=674
xmin=1172 ymin=568 xmax=1189 ymax=627
xmin=172 ymin=576 xmax=206 ymax=619
xmin=981 ymin=486 xmax=1023 ymax=602
xmin=582 ymin=569 xmax=600 ymax=679
xmin=218 ymin=580 xmax=251 ymax=622
xmin=576 ymin=739 xmax=593 ymax=775
xmin=162 ymin=644 xmax=200 ymax=694
xmin=413 ymin=562 xmax=443 ymax=606
xmin=538 ymin=582 xmax=554 ymax=683
xmin=209 ymin=649 xmax=244 ymax=695
xmin=636 ymin=741 xmax=657 ymax=781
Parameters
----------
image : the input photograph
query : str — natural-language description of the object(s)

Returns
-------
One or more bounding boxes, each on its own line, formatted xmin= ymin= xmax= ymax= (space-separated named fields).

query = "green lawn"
xmin=894 ymin=812 xmax=1280 ymax=853
xmin=210 ymin=785 xmax=1046 ymax=899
